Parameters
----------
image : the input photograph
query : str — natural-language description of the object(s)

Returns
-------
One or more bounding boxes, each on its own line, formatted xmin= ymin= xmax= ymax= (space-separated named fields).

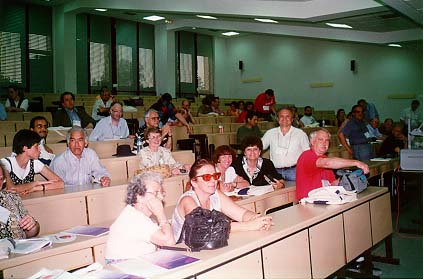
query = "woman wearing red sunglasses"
xmin=171 ymin=158 xmax=273 ymax=241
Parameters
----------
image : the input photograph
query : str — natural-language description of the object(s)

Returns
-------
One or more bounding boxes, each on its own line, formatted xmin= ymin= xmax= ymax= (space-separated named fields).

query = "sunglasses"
xmin=195 ymin=173 xmax=221 ymax=181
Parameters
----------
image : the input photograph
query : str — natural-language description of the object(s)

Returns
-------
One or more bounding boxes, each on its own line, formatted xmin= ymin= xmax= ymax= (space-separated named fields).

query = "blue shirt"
xmin=364 ymin=103 xmax=379 ymax=122
xmin=89 ymin=116 xmax=129 ymax=141
xmin=0 ymin=103 xmax=6 ymax=120
xmin=65 ymin=108 xmax=81 ymax=125
xmin=341 ymin=118 xmax=370 ymax=145
xmin=366 ymin=124 xmax=382 ymax=138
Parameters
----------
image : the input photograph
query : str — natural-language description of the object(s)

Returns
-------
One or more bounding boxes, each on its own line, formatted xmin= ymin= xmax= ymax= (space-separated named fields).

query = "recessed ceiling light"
xmin=95 ymin=8 xmax=107 ymax=12
xmin=254 ymin=18 xmax=278 ymax=23
xmin=143 ymin=15 xmax=165 ymax=21
xmin=325 ymin=23 xmax=352 ymax=29
xmin=222 ymin=31 xmax=239 ymax=36
xmin=196 ymin=15 xmax=217 ymax=20
xmin=388 ymin=43 xmax=402 ymax=48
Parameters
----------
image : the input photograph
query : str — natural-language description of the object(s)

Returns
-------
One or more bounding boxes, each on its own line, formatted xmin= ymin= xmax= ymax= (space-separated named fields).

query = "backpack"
xmin=336 ymin=169 xmax=368 ymax=193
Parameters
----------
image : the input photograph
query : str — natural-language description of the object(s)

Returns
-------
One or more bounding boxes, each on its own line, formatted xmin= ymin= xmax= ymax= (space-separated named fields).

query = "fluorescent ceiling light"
xmin=325 ymin=23 xmax=352 ymax=29
xmin=222 ymin=32 xmax=240 ymax=36
xmin=143 ymin=15 xmax=165 ymax=21
xmin=254 ymin=18 xmax=278 ymax=23
xmin=196 ymin=15 xmax=217 ymax=20
xmin=388 ymin=43 xmax=402 ymax=47
xmin=95 ymin=8 xmax=107 ymax=12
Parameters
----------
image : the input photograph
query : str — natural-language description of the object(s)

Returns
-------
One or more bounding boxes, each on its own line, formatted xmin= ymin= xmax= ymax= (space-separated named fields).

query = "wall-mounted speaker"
xmin=350 ymin=60 xmax=356 ymax=72
xmin=239 ymin=60 xmax=243 ymax=70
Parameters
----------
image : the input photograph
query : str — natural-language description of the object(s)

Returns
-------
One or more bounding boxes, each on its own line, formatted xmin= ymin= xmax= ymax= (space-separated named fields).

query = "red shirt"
xmin=296 ymin=149 xmax=336 ymax=200
xmin=254 ymin=92 xmax=275 ymax=114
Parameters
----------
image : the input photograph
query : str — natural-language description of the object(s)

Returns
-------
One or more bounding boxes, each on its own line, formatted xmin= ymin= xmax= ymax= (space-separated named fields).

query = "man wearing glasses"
xmin=89 ymin=102 xmax=134 ymax=141
xmin=134 ymin=109 xmax=172 ymax=150
xmin=262 ymin=107 xmax=310 ymax=181
xmin=29 ymin=116 xmax=55 ymax=165
xmin=338 ymin=105 xmax=375 ymax=161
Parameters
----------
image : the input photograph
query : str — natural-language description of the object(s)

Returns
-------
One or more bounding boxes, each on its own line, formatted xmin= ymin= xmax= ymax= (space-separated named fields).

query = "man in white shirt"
xmin=50 ymin=126 xmax=111 ymax=187
xmin=262 ymin=107 xmax=310 ymax=181
xmin=91 ymin=86 xmax=113 ymax=122
xmin=400 ymin=100 xmax=422 ymax=130
xmin=300 ymin=106 xmax=318 ymax=127
xmin=29 ymin=116 xmax=55 ymax=165
xmin=89 ymin=102 xmax=134 ymax=141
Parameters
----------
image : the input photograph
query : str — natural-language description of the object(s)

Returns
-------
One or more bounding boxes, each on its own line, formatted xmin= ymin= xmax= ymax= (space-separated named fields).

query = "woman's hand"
xmin=272 ymin=179 xmax=285 ymax=190
xmin=19 ymin=215 xmax=37 ymax=231
xmin=146 ymin=196 xmax=167 ymax=222
xmin=220 ymin=182 xmax=235 ymax=192
xmin=246 ymin=215 xmax=273 ymax=231
xmin=171 ymin=168 xmax=181 ymax=176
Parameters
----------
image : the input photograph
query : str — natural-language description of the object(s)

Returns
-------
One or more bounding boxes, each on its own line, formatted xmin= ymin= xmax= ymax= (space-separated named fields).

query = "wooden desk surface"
xmin=149 ymin=187 xmax=389 ymax=279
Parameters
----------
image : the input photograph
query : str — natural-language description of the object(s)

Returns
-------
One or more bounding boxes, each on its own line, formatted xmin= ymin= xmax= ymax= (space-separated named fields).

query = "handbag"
xmin=177 ymin=207 xmax=231 ymax=251
xmin=134 ymin=165 xmax=171 ymax=178
xmin=336 ymin=169 xmax=368 ymax=193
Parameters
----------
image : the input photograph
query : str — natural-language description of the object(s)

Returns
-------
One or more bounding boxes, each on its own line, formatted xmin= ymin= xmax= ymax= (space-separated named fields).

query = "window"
xmin=0 ymin=31 xmax=22 ymax=84
xmin=90 ymin=42 xmax=110 ymax=86
xmin=117 ymin=44 xmax=133 ymax=88
xmin=139 ymin=48 xmax=154 ymax=88
xmin=179 ymin=53 xmax=193 ymax=83
xmin=29 ymin=33 xmax=51 ymax=60
xmin=197 ymin=55 xmax=210 ymax=91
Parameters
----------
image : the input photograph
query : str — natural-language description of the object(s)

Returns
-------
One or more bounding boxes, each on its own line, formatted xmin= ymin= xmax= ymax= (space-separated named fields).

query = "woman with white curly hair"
xmin=105 ymin=172 xmax=175 ymax=263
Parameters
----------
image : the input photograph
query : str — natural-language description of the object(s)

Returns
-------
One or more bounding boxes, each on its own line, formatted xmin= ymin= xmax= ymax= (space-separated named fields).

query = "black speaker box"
xmin=239 ymin=61 xmax=243 ymax=70
xmin=350 ymin=60 xmax=356 ymax=72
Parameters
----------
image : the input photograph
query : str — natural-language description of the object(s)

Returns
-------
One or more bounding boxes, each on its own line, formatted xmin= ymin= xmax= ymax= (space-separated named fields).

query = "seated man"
xmin=89 ymin=102 xmax=134 ymax=141
xmin=91 ymin=86 xmax=113 ymax=122
xmin=53 ymin=92 xmax=95 ymax=128
xmin=50 ymin=126 xmax=111 ymax=187
xmin=180 ymin=99 xmax=196 ymax=124
xmin=197 ymin=95 xmax=214 ymax=116
xmin=236 ymin=111 xmax=262 ymax=144
xmin=29 ymin=116 xmax=55 ymax=165
xmin=254 ymin=89 xmax=276 ymax=121
xmin=296 ymin=128 xmax=369 ymax=200
xmin=300 ymin=106 xmax=318 ymax=127
xmin=135 ymin=109 xmax=172 ymax=150
xmin=366 ymin=118 xmax=384 ymax=140
xmin=211 ymin=96 xmax=224 ymax=116
xmin=378 ymin=125 xmax=407 ymax=157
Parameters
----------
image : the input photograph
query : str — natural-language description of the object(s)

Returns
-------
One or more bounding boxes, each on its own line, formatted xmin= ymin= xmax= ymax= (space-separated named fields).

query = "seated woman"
xmin=0 ymin=165 xmax=40 ymax=239
xmin=105 ymin=172 xmax=175 ymax=262
xmin=232 ymin=136 xmax=285 ymax=189
xmin=139 ymin=127 xmax=191 ymax=175
xmin=171 ymin=158 xmax=273 ymax=241
xmin=213 ymin=145 xmax=249 ymax=192
xmin=1 ymin=129 xmax=64 ymax=195
xmin=335 ymin=108 xmax=346 ymax=127
xmin=226 ymin=101 xmax=240 ymax=117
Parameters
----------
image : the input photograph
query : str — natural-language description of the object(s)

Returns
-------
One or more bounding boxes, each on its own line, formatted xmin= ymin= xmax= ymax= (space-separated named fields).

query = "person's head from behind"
xmin=245 ymin=111 xmax=259 ymax=126
xmin=202 ymin=95 xmax=213 ymax=106
xmin=109 ymin=102 xmax=123 ymax=122
xmin=188 ymin=158 xmax=220 ymax=194
xmin=241 ymin=136 xmax=263 ymax=161
xmin=213 ymin=145 xmax=236 ymax=170
xmin=277 ymin=107 xmax=294 ymax=128
xmin=30 ymin=116 xmax=49 ymax=139
xmin=13 ymin=129 xmax=41 ymax=157
xmin=144 ymin=109 xmax=160 ymax=128
xmin=310 ymin=128 xmax=331 ymax=156
xmin=160 ymin=93 xmax=173 ymax=105
xmin=60 ymin=92 xmax=75 ymax=110
xmin=100 ymin=86 xmax=111 ymax=102
xmin=245 ymin=101 xmax=254 ymax=111
xmin=144 ymin=126 xmax=162 ymax=148
xmin=67 ymin=126 xmax=88 ymax=158
xmin=351 ymin=105 xmax=364 ymax=120
xmin=369 ymin=118 xmax=379 ymax=129
xmin=126 ymin=172 xmax=165 ymax=212
xmin=411 ymin=100 xmax=419 ymax=111
xmin=304 ymin=106 xmax=313 ymax=117
xmin=182 ymin=100 xmax=191 ymax=110
xmin=7 ymin=85 xmax=20 ymax=100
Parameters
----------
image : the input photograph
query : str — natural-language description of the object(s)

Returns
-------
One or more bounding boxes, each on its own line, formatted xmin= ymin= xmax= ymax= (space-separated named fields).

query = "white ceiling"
xmin=32 ymin=0 xmax=423 ymax=49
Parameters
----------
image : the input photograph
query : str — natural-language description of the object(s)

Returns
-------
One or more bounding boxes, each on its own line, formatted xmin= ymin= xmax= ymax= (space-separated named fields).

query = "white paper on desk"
xmin=0 ymin=206 xmax=10 ymax=224
xmin=247 ymin=185 xmax=274 ymax=196
xmin=370 ymin=158 xmax=391 ymax=161
xmin=112 ymin=257 xmax=167 ymax=278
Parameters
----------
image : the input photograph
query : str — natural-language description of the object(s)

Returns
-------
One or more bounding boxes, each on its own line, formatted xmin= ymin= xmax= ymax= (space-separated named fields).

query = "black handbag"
xmin=177 ymin=207 xmax=231 ymax=251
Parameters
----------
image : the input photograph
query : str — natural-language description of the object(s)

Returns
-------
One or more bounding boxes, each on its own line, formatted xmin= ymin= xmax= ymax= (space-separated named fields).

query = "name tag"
xmin=72 ymin=120 xmax=81 ymax=127
xmin=262 ymin=105 xmax=270 ymax=111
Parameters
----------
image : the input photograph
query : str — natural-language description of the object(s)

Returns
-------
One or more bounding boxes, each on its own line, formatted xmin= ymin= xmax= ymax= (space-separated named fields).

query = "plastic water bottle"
xmin=218 ymin=123 xmax=224 ymax=134
xmin=322 ymin=119 xmax=325 ymax=127
xmin=136 ymin=135 xmax=142 ymax=154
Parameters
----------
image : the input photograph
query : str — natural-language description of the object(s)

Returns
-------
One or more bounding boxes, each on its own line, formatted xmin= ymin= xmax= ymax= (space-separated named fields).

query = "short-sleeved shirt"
xmin=0 ymin=191 xmax=30 ymax=239
xmin=296 ymin=149 xmax=336 ymax=200
xmin=340 ymin=118 xmax=370 ymax=145
xmin=106 ymin=205 xmax=159 ymax=260
xmin=236 ymin=125 xmax=263 ymax=144
xmin=254 ymin=92 xmax=275 ymax=114
xmin=5 ymin=98 xmax=29 ymax=112
xmin=150 ymin=102 xmax=177 ymax=125
xmin=1 ymin=156 xmax=44 ymax=184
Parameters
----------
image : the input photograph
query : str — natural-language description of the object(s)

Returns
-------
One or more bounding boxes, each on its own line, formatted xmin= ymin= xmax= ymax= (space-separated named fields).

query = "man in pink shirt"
xmin=296 ymin=128 xmax=369 ymax=200
xmin=254 ymin=89 xmax=276 ymax=121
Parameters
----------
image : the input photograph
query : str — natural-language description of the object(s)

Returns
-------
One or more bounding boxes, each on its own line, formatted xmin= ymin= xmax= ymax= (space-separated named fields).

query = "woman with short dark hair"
xmin=0 ymin=129 xmax=64 ymax=194
xmin=233 ymin=136 xmax=285 ymax=189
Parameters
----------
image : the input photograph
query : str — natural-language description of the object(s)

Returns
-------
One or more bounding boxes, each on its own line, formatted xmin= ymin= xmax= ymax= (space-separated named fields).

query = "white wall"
xmin=215 ymin=34 xmax=422 ymax=121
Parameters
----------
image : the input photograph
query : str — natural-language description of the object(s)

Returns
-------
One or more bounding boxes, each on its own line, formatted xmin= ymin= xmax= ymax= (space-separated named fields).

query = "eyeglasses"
xmin=148 ymin=135 xmax=161 ymax=140
xmin=146 ymin=190 xmax=166 ymax=197
xmin=149 ymin=117 xmax=159 ymax=120
xmin=111 ymin=110 xmax=123 ymax=113
xmin=35 ymin=124 xmax=49 ymax=129
xmin=195 ymin=173 xmax=221 ymax=181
